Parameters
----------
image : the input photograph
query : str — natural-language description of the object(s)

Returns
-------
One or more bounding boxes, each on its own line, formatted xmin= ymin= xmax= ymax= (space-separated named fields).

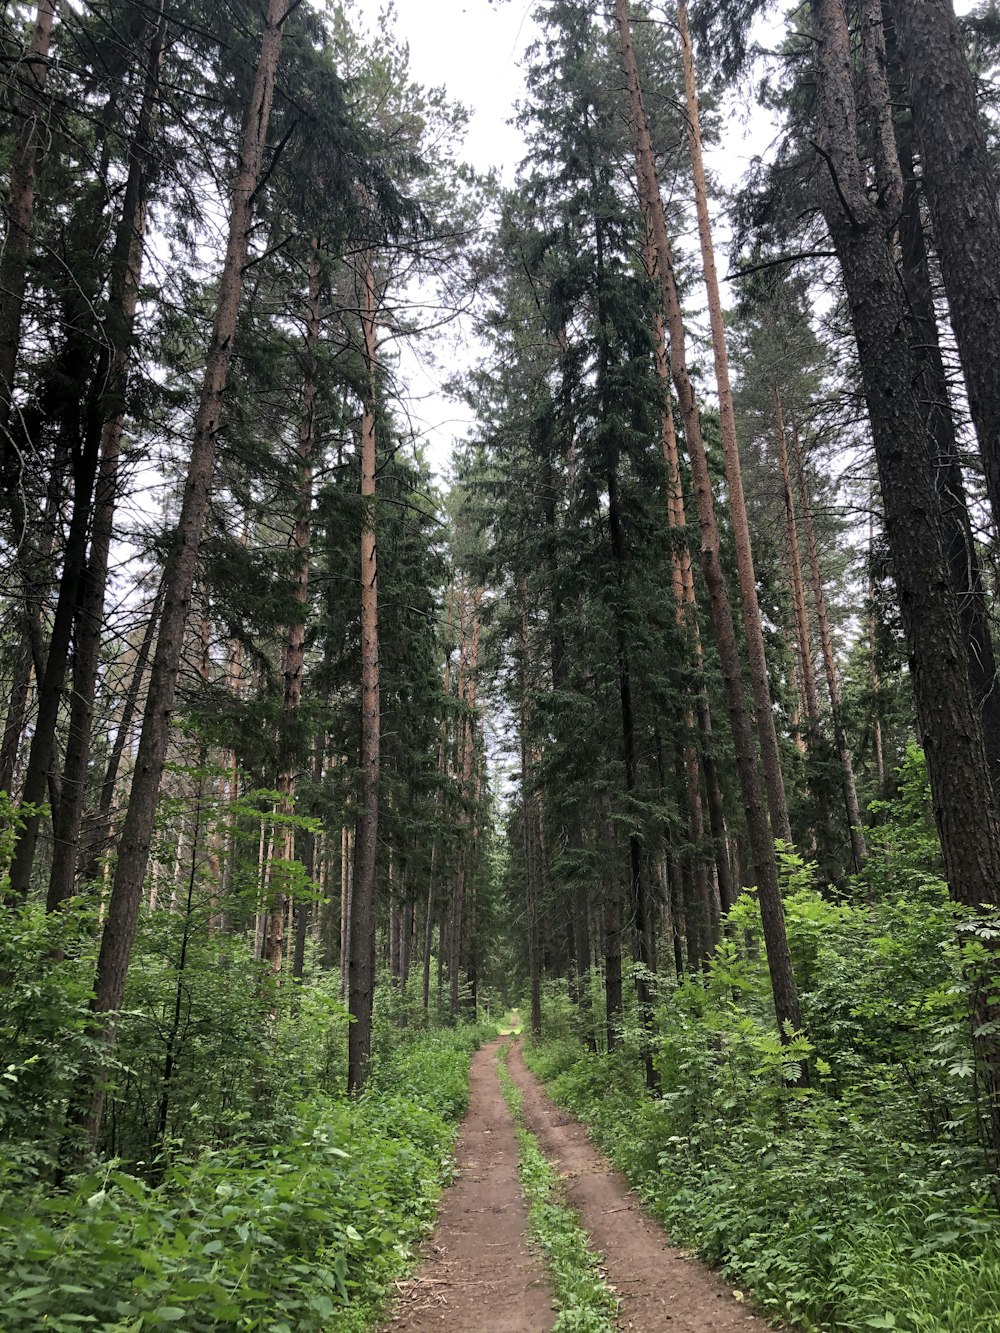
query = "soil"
xmin=382 ymin=1038 xmax=555 ymax=1331
xmin=384 ymin=1036 xmax=772 ymax=1333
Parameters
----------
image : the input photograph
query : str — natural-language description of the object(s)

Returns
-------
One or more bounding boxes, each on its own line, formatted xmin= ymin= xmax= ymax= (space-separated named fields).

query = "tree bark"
xmin=644 ymin=253 xmax=734 ymax=919
xmin=608 ymin=466 xmax=658 ymax=1089
xmin=263 ymin=239 xmax=321 ymax=973
xmin=887 ymin=0 xmax=1000 ymax=532
xmin=0 ymin=1 xmax=57 ymax=469
xmin=894 ymin=141 xmax=1000 ymax=779
xmin=810 ymin=0 xmax=1000 ymax=907
xmin=347 ymin=251 xmax=381 ymax=1092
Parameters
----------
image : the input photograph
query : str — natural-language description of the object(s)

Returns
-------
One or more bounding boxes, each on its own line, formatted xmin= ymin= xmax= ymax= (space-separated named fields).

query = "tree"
xmin=887 ymin=0 xmax=1000 ymax=535
xmin=347 ymin=252 xmax=381 ymax=1093
xmin=614 ymin=0 xmax=803 ymax=1046
xmin=79 ymin=0 xmax=293 ymax=1145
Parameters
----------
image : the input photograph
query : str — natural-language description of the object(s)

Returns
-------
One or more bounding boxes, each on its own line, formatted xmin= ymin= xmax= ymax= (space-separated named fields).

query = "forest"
xmin=2 ymin=0 xmax=1000 ymax=1329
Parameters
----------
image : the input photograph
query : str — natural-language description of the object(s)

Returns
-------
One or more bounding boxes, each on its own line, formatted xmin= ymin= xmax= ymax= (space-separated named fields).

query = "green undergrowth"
xmin=496 ymin=1042 xmax=619 ymax=1333
xmin=0 ymin=1023 xmax=490 ymax=1332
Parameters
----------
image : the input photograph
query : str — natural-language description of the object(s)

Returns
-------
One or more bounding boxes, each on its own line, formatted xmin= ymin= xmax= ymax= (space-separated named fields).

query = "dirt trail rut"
xmin=383 ymin=1038 xmax=554 ymax=1331
xmin=505 ymin=1041 xmax=769 ymax=1332
xmin=385 ymin=1037 xmax=772 ymax=1332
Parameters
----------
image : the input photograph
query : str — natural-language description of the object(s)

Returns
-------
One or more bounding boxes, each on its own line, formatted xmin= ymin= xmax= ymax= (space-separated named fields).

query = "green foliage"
xmin=497 ymin=1044 xmax=619 ymax=1332
xmin=0 ymin=901 xmax=100 ymax=1180
xmin=0 ymin=1024 xmax=485 ymax=1332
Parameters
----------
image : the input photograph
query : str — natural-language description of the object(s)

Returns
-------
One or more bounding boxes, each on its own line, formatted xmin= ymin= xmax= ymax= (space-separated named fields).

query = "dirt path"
xmin=382 ymin=1038 xmax=554 ymax=1332
xmin=505 ymin=1040 xmax=771 ymax=1332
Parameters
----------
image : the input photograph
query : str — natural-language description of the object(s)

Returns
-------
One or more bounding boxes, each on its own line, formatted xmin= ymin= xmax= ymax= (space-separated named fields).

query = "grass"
xmin=496 ymin=1042 xmax=619 ymax=1333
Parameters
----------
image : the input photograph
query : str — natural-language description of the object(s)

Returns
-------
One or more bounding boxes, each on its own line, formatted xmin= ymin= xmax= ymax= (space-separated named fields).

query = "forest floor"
xmin=383 ymin=1037 xmax=771 ymax=1332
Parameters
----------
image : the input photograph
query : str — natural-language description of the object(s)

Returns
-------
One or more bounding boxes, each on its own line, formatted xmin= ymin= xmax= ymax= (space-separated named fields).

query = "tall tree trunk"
xmin=9 ymin=376 xmax=111 ymax=893
xmin=519 ymin=601 xmax=542 ymax=1039
xmin=811 ymin=0 xmax=1000 ymax=1146
xmin=894 ymin=141 xmax=1000 ymax=777
xmin=608 ymin=466 xmax=658 ymax=1090
xmin=868 ymin=509 xmax=886 ymax=789
xmin=400 ymin=894 xmax=413 ymax=991
xmin=74 ymin=0 xmax=291 ymax=1148
xmin=347 ymin=252 xmax=381 ymax=1093
xmin=46 ymin=3 xmax=166 ymax=911
xmin=615 ymin=0 xmax=803 ymax=1046
xmin=810 ymin=0 xmax=1000 ymax=893
xmin=0 ymin=634 xmax=34 ymax=797
xmin=645 ymin=272 xmax=734 ymax=919
xmin=789 ymin=417 xmax=868 ymax=868
xmin=887 ymin=0 xmax=1000 ymax=531
xmin=80 ymin=584 xmax=162 ymax=882
xmin=601 ymin=800 xmax=623 ymax=1051
xmin=775 ymin=392 xmax=820 ymax=747
xmin=864 ymin=0 xmax=1000 ymax=782
xmin=0 ymin=1 xmax=57 ymax=476
xmin=677 ymin=0 xmax=792 ymax=845
xmin=263 ymin=240 xmax=321 ymax=973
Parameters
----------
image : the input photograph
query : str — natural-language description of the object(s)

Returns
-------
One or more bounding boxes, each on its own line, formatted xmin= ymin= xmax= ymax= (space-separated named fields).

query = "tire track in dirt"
xmin=382 ymin=1038 xmax=555 ymax=1332
xmin=505 ymin=1039 xmax=772 ymax=1333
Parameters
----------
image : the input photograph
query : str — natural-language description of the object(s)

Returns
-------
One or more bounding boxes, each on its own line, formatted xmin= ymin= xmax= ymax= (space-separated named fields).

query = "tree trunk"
xmin=887 ymin=0 xmax=1000 ymax=532
xmin=400 ymin=896 xmax=412 ymax=991
xmin=0 ymin=1 xmax=57 ymax=472
xmin=263 ymin=240 xmax=320 ymax=973
xmin=645 ymin=264 xmax=735 ymax=920
xmin=76 ymin=0 xmax=291 ymax=1148
xmin=9 ymin=378 xmax=111 ymax=895
xmin=615 ymin=0 xmax=803 ymax=1046
xmin=812 ymin=0 xmax=1000 ymax=1157
xmin=347 ymin=252 xmax=381 ymax=1092
xmin=788 ymin=417 xmax=868 ymax=868
xmin=608 ymin=466 xmax=658 ymax=1089
xmin=894 ymin=138 xmax=1000 ymax=779
xmin=677 ymin=0 xmax=792 ymax=846
xmin=46 ymin=3 xmax=166 ymax=911
xmin=422 ymin=838 xmax=437 ymax=1010
xmin=811 ymin=0 xmax=1000 ymax=898
xmin=776 ymin=392 xmax=820 ymax=747
xmin=0 ymin=633 xmax=34 ymax=798
xmin=80 ymin=584 xmax=163 ymax=882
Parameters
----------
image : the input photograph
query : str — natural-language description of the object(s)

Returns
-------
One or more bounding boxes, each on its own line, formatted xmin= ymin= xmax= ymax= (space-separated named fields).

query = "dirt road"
xmin=384 ymin=1039 xmax=771 ymax=1332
